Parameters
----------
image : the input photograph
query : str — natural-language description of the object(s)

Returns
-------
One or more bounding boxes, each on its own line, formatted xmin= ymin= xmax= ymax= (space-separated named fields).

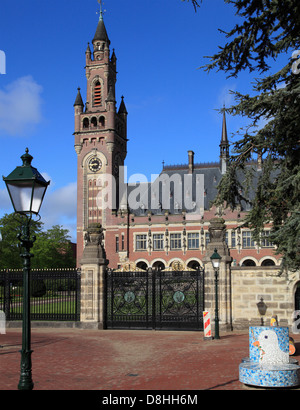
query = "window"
xmin=242 ymin=231 xmax=255 ymax=248
xmin=242 ymin=259 xmax=256 ymax=266
xmin=99 ymin=116 xmax=105 ymax=127
xmin=231 ymin=231 xmax=236 ymax=248
xmin=83 ymin=118 xmax=89 ymax=129
xmin=115 ymin=236 xmax=119 ymax=253
xmin=136 ymin=234 xmax=147 ymax=251
xmin=93 ymin=81 xmax=102 ymax=106
xmin=121 ymin=234 xmax=125 ymax=251
xmin=153 ymin=234 xmax=164 ymax=251
xmin=188 ymin=233 xmax=199 ymax=250
xmin=205 ymin=232 xmax=210 ymax=247
xmin=136 ymin=261 xmax=148 ymax=270
xmin=261 ymin=259 xmax=275 ymax=266
xmin=187 ymin=260 xmax=201 ymax=270
xmin=261 ymin=230 xmax=273 ymax=247
xmin=152 ymin=261 xmax=165 ymax=271
xmin=91 ymin=117 xmax=97 ymax=127
xmin=170 ymin=233 xmax=182 ymax=250
xmin=225 ymin=232 xmax=228 ymax=246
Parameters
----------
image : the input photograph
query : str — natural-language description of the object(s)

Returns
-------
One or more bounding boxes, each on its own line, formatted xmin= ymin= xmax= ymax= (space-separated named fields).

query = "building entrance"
xmin=105 ymin=268 xmax=204 ymax=330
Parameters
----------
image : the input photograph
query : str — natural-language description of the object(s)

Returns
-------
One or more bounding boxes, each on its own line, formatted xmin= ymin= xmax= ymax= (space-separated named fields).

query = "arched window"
xmin=261 ymin=259 xmax=276 ymax=266
xmin=99 ymin=116 xmax=105 ymax=127
xmin=152 ymin=261 xmax=165 ymax=271
xmin=187 ymin=260 xmax=201 ymax=270
xmin=91 ymin=117 xmax=97 ymax=127
xmin=83 ymin=118 xmax=89 ymax=129
xmin=242 ymin=259 xmax=256 ymax=267
xmin=93 ymin=81 xmax=102 ymax=106
xmin=136 ymin=261 xmax=148 ymax=271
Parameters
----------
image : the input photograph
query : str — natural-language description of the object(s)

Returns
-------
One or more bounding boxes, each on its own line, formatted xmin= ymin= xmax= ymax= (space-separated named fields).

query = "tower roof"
xmin=118 ymin=96 xmax=128 ymax=115
xmin=93 ymin=12 xmax=110 ymax=45
xmin=221 ymin=108 xmax=228 ymax=144
xmin=74 ymin=88 xmax=84 ymax=107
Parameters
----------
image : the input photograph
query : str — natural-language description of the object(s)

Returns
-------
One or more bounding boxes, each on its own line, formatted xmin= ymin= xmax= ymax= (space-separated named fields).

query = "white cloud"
xmin=0 ymin=181 xmax=77 ymax=242
xmin=0 ymin=76 xmax=43 ymax=136
xmin=40 ymin=182 xmax=77 ymax=242
xmin=217 ymin=83 xmax=237 ymax=109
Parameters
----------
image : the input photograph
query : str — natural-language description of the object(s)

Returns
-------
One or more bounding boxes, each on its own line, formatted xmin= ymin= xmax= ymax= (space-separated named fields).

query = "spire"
xmin=118 ymin=96 xmax=128 ymax=115
xmin=106 ymin=86 xmax=115 ymax=103
xmin=93 ymin=1 xmax=110 ymax=45
xmin=221 ymin=106 xmax=228 ymax=144
xmin=86 ymin=42 xmax=91 ymax=54
xmin=74 ymin=87 xmax=84 ymax=107
xmin=220 ymin=106 xmax=229 ymax=175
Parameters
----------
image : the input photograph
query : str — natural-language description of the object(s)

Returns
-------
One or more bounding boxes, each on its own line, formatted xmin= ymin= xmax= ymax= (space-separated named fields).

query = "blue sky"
xmin=0 ymin=0 xmax=290 ymax=241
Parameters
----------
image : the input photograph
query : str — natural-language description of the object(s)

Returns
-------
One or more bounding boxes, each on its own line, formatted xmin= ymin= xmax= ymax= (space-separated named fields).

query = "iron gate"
xmin=105 ymin=268 xmax=204 ymax=330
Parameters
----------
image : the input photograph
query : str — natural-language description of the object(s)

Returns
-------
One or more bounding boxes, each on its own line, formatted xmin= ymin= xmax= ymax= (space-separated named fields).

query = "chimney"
xmin=188 ymin=150 xmax=194 ymax=174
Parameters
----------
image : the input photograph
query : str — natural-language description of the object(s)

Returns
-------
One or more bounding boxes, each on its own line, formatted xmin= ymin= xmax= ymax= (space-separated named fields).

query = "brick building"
xmin=75 ymin=9 xmax=299 ymax=329
xmin=74 ymin=10 xmax=280 ymax=272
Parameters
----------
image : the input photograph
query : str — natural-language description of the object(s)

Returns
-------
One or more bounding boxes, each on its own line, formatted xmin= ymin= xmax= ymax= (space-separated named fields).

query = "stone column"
xmin=80 ymin=223 xmax=109 ymax=329
xmin=203 ymin=217 xmax=233 ymax=331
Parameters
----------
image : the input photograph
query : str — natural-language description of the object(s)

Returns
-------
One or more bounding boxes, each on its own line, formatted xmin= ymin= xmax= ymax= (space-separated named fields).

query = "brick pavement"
xmin=1 ymin=327 xmax=300 ymax=391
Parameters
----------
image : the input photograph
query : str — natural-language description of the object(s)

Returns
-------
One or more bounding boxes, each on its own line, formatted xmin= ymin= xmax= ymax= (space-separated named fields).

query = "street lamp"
xmin=3 ymin=148 xmax=50 ymax=390
xmin=210 ymin=248 xmax=221 ymax=340
xmin=257 ymin=297 xmax=267 ymax=326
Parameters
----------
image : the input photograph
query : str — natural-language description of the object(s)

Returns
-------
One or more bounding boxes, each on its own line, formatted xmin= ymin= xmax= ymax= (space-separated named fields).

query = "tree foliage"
xmin=201 ymin=0 xmax=300 ymax=271
xmin=32 ymin=225 xmax=75 ymax=269
xmin=0 ymin=214 xmax=75 ymax=269
xmin=0 ymin=213 xmax=42 ymax=269
xmin=181 ymin=0 xmax=202 ymax=11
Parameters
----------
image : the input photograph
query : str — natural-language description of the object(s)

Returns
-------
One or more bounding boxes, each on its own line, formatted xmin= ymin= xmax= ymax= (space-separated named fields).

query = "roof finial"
xmin=97 ymin=0 xmax=104 ymax=20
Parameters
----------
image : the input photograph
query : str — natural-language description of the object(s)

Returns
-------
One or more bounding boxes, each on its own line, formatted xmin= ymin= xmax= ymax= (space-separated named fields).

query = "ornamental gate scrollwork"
xmin=105 ymin=268 xmax=204 ymax=330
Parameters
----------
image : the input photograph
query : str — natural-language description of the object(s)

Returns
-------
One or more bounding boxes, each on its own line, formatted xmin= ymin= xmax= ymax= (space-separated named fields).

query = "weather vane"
xmin=97 ymin=0 xmax=106 ymax=19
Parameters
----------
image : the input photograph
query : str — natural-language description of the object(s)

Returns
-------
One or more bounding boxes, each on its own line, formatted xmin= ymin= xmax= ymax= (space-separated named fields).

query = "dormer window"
xmin=93 ymin=81 xmax=102 ymax=106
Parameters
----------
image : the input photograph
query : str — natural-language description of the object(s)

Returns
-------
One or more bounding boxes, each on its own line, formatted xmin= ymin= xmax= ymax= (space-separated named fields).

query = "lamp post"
xmin=3 ymin=148 xmax=50 ymax=390
xmin=210 ymin=248 xmax=221 ymax=340
xmin=257 ymin=297 xmax=267 ymax=326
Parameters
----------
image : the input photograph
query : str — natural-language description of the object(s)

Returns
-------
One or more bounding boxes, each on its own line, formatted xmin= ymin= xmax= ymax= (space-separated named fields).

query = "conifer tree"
xmin=200 ymin=0 xmax=300 ymax=271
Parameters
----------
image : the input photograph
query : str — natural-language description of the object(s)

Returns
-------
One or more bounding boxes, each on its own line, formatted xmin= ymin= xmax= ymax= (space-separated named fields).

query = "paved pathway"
xmin=1 ymin=327 xmax=300 ymax=391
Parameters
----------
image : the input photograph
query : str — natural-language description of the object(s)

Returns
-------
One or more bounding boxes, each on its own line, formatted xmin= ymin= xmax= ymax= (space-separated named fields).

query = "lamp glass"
xmin=6 ymin=181 xmax=47 ymax=215
xmin=211 ymin=258 xmax=220 ymax=269
xmin=210 ymin=249 xmax=221 ymax=269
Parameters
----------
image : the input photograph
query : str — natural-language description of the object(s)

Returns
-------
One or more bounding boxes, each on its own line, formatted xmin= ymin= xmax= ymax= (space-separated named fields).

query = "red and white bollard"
xmin=203 ymin=311 xmax=212 ymax=340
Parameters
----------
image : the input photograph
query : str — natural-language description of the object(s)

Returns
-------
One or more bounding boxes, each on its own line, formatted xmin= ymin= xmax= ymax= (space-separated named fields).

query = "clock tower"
xmin=74 ymin=8 xmax=128 ymax=265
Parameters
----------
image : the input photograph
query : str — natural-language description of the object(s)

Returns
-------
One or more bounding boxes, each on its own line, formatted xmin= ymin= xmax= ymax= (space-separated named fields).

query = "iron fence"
xmin=0 ymin=268 xmax=81 ymax=321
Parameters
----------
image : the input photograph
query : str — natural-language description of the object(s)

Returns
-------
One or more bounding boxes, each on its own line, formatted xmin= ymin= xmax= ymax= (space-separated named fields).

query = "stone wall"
xmin=231 ymin=266 xmax=300 ymax=329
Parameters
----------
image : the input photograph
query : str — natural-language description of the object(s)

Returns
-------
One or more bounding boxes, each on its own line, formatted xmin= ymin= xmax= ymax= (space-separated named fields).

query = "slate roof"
xmin=93 ymin=14 xmax=110 ymax=44
xmin=74 ymin=88 xmax=84 ymax=107
xmin=123 ymin=161 xmax=262 ymax=217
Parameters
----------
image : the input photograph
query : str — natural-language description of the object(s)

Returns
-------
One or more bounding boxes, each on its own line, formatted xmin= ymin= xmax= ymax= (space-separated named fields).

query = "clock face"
xmin=88 ymin=157 xmax=102 ymax=172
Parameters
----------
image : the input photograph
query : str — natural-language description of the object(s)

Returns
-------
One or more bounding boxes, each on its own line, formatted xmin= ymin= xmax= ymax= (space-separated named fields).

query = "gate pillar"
xmin=203 ymin=217 xmax=233 ymax=332
xmin=80 ymin=223 xmax=108 ymax=329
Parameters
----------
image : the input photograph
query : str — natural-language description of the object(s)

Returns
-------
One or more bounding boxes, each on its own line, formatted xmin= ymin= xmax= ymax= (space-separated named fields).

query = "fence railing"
xmin=0 ymin=268 xmax=81 ymax=321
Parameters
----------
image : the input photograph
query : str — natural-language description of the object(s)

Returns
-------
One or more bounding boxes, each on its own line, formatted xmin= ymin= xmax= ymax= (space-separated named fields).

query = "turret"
xmin=86 ymin=43 xmax=92 ymax=64
xmin=92 ymin=10 xmax=110 ymax=62
xmin=74 ymin=87 xmax=84 ymax=133
xmin=220 ymin=107 xmax=229 ymax=175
